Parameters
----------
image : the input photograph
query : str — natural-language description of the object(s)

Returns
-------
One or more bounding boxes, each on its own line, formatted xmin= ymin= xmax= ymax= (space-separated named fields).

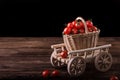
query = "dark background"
xmin=0 ymin=0 xmax=120 ymax=37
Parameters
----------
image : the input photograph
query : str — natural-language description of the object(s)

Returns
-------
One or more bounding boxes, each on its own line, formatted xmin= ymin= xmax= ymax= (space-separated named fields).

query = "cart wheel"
xmin=95 ymin=52 xmax=112 ymax=72
xmin=67 ymin=56 xmax=86 ymax=76
xmin=50 ymin=51 xmax=65 ymax=68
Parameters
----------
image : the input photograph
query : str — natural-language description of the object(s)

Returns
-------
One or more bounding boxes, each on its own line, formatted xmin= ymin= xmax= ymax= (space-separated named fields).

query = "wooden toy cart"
xmin=50 ymin=17 xmax=113 ymax=76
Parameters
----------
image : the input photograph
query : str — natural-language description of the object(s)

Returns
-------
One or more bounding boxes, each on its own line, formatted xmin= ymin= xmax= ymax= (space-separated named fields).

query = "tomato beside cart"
xmin=50 ymin=17 xmax=113 ymax=76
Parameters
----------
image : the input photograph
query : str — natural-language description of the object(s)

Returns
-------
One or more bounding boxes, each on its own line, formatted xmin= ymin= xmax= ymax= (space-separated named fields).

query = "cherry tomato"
xmin=72 ymin=21 xmax=76 ymax=28
xmin=88 ymin=27 xmax=93 ymax=32
xmin=42 ymin=70 xmax=50 ymax=78
xmin=67 ymin=22 xmax=73 ymax=28
xmin=72 ymin=28 xmax=78 ymax=34
xmin=79 ymin=21 xmax=84 ymax=28
xmin=86 ymin=20 xmax=93 ymax=28
xmin=51 ymin=70 xmax=60 ymax=77
xmin=60 ymin=50 xmax=68 ymax=58
xmin=110 ymin=75 xmax=119 ymax=80
xmin=63 ymin=27 xmax=72 ymax=35
xmin=75 ymin=23 xmax=81 ymax=29
xmin=92 ymin=26 xmax=97 ymax=31
xmin=80 ymin=28 xmax=85 ymax=33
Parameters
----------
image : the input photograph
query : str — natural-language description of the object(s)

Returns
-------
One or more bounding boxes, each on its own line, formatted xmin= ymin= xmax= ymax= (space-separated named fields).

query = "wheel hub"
xmin=103 ymin=59 xmax=106 ymax=64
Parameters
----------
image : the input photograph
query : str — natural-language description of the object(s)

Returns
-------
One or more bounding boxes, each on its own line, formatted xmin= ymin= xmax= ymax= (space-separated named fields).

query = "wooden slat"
xmin=0 ymin=37 xmax=119 ymax=79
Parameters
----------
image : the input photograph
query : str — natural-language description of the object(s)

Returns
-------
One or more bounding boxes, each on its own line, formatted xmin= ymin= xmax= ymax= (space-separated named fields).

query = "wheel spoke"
xmin=105 ymin=55 xmax=112 ymax=64
xmin=100 ymin=56 xmax=104 ymax=60
xmin=78 ymin=70 xmax=82 ymax=74
xmin=54 ymin=59 xmax=57 ymax=64
xmin=77 ymin=64 xmax=81 ymax=68
xmin=73 ymin=60 xmax=77 ymax=65
xmin=77 ymin=66 xmax=81 ymax=70
xmin=70 ymin=63 xmax=76 ymax=72
xmin=103 ymin=64 xmax=107 ymax=69
xmin=106 ymin=57 xmax=110 ymax=61
xmin=75 ymin=70 xmax=77 ymax=75
xmin=104 ymin=63 xmax=109 ymax=68
xmin=77 ymin=59 xmax=81 ymax=64
xmin=71 ymin=67 xmax=75 ymax=72
xmin=99 ymin=64 xmax=105 ymax=71
xmin=100 ymin=63 xmax=106 ymax=70
xmin=98 ymin=60 xmax=102 ymax=64
xmin=105 ymin=60 xmax=111 ymax=64
xmin=77 ymin=59 xmax=85 ymax=68
xmin=99 ymin=63 xmax=102 ymax=69
xmin=81 ymin=60 xmax=84 ymax=64
xmin=103 ymin=54 xmax=107 ymax=58
xmin=71 ymin=64 xmax=75 ymax=67
xmin=54 ymin=59 xmax=58 ymax=65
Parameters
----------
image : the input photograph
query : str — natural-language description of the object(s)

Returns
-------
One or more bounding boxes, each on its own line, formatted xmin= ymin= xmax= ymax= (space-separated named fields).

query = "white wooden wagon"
xmin=50 ymin=17 xmax=113 ymax=76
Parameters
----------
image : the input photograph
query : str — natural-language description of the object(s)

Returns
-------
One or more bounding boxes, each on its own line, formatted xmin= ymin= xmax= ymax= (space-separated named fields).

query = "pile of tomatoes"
xmin=63 ymin=19 xmax=98 ymax=35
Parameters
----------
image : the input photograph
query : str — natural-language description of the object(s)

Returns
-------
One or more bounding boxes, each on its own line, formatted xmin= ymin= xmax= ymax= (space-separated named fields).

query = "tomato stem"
xmin=88 ymin=19 xmax=92 ymax=21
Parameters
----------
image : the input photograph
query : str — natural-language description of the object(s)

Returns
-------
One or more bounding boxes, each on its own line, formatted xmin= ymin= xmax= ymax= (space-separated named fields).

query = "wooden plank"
xmin=0 ymin=37 xmax=119 ymax=79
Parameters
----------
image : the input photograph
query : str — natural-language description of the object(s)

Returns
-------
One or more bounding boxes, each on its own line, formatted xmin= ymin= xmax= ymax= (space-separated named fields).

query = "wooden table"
xmin=0 ymin=37 xmax=119 ymax=80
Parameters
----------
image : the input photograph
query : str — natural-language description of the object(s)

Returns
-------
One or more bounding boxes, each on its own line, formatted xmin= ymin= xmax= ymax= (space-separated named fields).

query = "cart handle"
xmin=68 ymin=44 xmax=112 ymax=55
xmin=51 ymin=43 xmax=65 ymax=48
xmin=76 ymin=17 xmax=88 ymax=34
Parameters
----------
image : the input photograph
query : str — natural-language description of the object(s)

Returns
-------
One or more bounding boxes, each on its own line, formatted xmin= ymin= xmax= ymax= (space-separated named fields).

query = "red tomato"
xmin=110 ymin=75 xmax=119 ymax=80
xmin=79 ymin=21 xmax=84 ymax=28
xmin=72 ymin=28 xmax=78 ymax=34
xmin=92 ymin=26 xmax=97 ymax=31
xmin=72 ymin=21 xmax=76 ymax=28
xmin=75 ymin=23 xmax=81 ymax=29
xmin=86 ymin=20 xmax=93 ymax=28
xmin=60 ymin=50 xmax=68 ymax=58
xmin=63 ymin=27 xmax=72 ymax=35
xmin=42 ymin=70 xmax=50 ymax=78
xmin=80 ymin=28 xmax=85 ymax=33
xmin=88 ymin=27 xmax=93 ymax=32
xmin=67 ymin=23 xmax=73 ymax=28
xmin=51 ymin=70 xmax=60 ymax=77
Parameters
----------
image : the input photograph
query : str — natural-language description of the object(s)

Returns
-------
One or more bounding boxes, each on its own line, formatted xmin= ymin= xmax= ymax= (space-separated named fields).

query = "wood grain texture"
xmin=0 ymin=37 xmax=119 ymax=80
